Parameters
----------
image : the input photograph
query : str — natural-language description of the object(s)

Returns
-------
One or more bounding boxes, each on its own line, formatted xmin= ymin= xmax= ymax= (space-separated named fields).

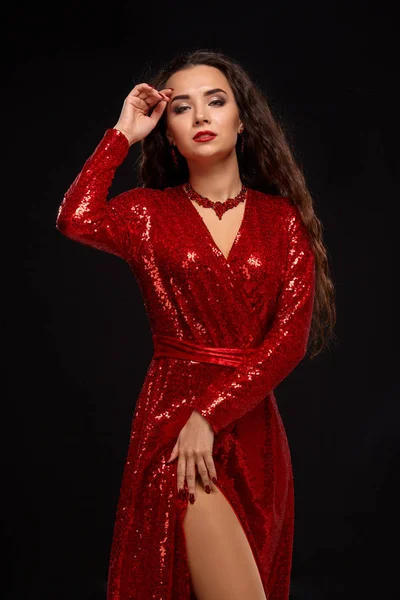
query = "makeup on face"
xmin=170 ymin=88 xmax=228 ymax=106
xmin=169 ymin=88 xmax=228 ymax=114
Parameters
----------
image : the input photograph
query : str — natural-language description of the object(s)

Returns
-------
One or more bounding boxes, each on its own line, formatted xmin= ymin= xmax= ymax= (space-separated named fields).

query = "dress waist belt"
xmin=152 ymin=334 xmax=258 ymax=368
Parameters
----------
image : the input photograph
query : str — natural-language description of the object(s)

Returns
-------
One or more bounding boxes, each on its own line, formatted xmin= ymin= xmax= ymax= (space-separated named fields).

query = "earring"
xmin=239 ymin=128 xmax=244 ymax=154
xmin=171 ymin=144 xmax=179 ymax=167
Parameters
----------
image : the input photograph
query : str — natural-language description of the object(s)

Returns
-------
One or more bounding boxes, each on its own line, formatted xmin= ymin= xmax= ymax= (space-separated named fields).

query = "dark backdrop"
xmin=4 ymin=2 xmax=398 ymax=599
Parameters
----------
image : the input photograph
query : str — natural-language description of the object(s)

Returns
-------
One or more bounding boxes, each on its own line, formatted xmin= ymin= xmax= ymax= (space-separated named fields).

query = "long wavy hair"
xmin=135 ymin=49 xmax=337 ymax=359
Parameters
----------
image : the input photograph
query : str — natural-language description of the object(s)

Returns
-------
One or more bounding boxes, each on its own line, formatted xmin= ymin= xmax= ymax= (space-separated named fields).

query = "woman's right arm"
xmin=55 ymin=82 xmax=173 ymax=260
xmin=56 ymin=128 xmax=134 ymax=259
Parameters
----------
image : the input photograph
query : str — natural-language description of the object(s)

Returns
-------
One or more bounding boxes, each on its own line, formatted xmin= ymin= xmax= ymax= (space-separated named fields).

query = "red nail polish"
xmin=212 ymin=477 xmax=217 ymax=484
xmin=205 ymin=485 xmax=211 ymax=494
xmin=189 ymin=493 xmax=195 ymax=504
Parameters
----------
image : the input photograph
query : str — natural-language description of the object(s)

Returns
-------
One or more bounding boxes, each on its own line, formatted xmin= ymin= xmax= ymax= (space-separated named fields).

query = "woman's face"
xmin=164 ymin=65 xmax=243 ymax=164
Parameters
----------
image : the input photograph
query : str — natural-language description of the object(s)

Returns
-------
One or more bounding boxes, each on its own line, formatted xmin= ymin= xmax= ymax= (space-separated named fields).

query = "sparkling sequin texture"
xmin=56 ymin=128 xmax=316 ymax=600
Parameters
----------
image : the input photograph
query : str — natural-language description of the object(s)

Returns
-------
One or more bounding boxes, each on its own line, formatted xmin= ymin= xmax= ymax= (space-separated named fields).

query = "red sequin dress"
xmin=56 ymin=128 xmax=316 ymax=600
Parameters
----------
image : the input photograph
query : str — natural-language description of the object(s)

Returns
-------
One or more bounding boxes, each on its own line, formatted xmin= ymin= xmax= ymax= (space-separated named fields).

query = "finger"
xmin=146 ymin=85 xmax=172 ymax=104
xmin=159 ymin=87 xmax=174 ymax=96
xmin=130 ymin=91 xmax=164 ymax=110
xmin=128 ymin=85 xmax=165 ymax=109
xmin=149 ymin=98 xmax=168 ymax=122
xmin=127 ymin=96 xmax=152 ymax=112
xmin=203 ymin=452 xmax=218 ymax=487
xmin=186 ymin=454 xmax=197 ymax=504
xmin=149 ymin=90 xmax=171 ymax=105
xmin=129 ymin=82 xmax=158 ymax=97
xmin=141 ymin=89 xmax=168 ymax=104
xmin=131 ymin=83 xmax=170 ymax=103
xmin=197 ymin=455 xmax=212 ymax=494
xmin=177 ymin=453 xmax=186 ymax=495
xmin=167 ymin=441 xmax=178 ymax=463
xmin=148 ymin=92 xmax=170 ymax=112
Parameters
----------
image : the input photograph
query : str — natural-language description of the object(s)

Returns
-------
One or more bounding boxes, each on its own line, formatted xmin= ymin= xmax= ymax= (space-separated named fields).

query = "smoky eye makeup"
xmin=172 ymin=97 xmax=226 ymax=114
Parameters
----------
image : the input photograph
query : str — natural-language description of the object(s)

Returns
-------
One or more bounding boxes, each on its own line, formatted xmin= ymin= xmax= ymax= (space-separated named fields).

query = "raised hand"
xmin=113 ymin=83 xmax=174 ymax=145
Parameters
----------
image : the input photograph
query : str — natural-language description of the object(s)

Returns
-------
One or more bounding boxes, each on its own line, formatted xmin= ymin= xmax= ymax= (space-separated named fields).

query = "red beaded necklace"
xmin=183 ymin=182 xmax=248 ymax=221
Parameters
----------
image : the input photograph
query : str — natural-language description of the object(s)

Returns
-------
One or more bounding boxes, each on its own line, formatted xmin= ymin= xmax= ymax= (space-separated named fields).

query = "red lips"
xmin=193 ymin=130 xmax=217 ymax=139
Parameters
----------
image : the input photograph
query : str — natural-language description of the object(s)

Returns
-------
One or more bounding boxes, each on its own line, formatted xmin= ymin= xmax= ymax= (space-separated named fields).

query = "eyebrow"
xmin=170 ymin=88 xmax=228 ymax=105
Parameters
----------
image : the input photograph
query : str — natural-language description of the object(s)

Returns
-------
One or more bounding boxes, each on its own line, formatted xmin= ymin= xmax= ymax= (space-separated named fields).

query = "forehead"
xmin=165 ymin=65 xmax=230 ymax=93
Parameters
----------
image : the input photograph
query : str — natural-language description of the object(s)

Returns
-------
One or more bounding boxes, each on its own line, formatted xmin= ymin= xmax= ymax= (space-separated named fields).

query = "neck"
xmin=186 ymin=150 xmax=242 ymax=202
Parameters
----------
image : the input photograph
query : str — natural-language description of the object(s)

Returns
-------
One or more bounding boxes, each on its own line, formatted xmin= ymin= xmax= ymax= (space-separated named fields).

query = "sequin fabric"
xmin=56 ymin=128 xmax=316 ymax=600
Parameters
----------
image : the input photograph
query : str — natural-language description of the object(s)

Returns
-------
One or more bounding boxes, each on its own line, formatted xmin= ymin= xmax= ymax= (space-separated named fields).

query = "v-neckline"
xmin=180 ymin=183 xmax=251 ymax=264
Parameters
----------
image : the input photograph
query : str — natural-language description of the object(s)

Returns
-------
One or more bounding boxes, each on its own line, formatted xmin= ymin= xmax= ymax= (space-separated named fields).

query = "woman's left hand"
xmin=167 ymin=409 xmax=217 ymax=502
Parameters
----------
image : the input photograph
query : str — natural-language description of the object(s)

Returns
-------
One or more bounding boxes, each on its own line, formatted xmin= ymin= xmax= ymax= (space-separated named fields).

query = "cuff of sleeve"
xmin=198 ymin=406 xmax=220 ymax=436
xmin=94 ymin=128 xmax=130 ymax=166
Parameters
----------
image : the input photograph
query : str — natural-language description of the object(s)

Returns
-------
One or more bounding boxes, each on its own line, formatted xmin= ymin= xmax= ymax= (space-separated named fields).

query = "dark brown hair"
xmin=136 ymin=49 xmax=337 ymax=359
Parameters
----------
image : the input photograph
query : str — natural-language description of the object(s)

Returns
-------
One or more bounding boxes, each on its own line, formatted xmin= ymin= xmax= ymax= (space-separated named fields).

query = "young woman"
xmin=56 ymin=49 xmax=336 ymax=600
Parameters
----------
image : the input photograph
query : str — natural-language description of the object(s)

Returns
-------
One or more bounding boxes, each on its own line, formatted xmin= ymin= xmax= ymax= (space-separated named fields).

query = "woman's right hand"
xmin=113 ymin=83 xmax=174 ymax=146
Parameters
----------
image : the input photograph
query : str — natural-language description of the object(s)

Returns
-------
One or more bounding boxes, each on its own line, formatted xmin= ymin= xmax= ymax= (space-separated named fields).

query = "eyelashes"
xmin=173 ymin=99 xmax=226 ymax=114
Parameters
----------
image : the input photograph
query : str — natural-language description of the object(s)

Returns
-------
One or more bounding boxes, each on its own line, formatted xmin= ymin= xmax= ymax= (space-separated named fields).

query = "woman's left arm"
xmin=195 ymin=204 xmax=316 ymax=436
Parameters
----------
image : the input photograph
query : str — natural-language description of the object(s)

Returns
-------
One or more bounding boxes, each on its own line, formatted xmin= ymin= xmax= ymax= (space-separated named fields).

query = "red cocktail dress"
xmin=56 ymin=128 xmax=316 ymax=600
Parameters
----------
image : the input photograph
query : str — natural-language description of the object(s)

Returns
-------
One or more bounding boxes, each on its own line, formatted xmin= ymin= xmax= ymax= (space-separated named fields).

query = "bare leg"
xmin=183 ymin=475 xmax=267 ymax=600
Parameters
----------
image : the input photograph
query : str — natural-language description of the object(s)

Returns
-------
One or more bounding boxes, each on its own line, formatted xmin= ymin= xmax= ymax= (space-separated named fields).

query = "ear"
xmin=238 ymin=120 xmax=244 ymax=134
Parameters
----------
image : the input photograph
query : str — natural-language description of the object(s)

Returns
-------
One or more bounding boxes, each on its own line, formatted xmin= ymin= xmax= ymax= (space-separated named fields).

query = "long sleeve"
xmin=56 ymin=128 xmax=145 ymax=261
xmin=195 ymin=204 xmax=316 ymax=435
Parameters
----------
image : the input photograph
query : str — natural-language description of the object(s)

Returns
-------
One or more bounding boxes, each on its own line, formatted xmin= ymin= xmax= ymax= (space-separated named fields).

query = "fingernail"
xmin=205 ymin=485 xmax=211 ymax=494
xmin=178 ymin=488 xmax=184 ymax=500
xmin=212 ymin=477 xmax=217 ymax=484
xmin=189 ymin=493 xmax=195 ymax=504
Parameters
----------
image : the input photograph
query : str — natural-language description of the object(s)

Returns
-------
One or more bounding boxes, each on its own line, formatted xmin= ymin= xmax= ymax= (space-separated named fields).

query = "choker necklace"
xmin=183 ymin=182 xmax=248 ymax=220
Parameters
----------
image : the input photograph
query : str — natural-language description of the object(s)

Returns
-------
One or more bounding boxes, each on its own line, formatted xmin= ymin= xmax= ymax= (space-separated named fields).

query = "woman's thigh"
xmin=183 ymin=475 xmax=267 ymax=600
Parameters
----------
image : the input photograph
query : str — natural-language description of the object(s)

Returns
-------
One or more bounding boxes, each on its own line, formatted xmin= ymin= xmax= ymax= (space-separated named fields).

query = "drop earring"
xmin=239 ymin=128 xmax=244 ymax=154
xmin=171 ymin=144 xmax=179 ymax=167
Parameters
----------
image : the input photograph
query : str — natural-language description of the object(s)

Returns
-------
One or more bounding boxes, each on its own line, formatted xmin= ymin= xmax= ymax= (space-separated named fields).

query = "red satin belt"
xmin=152 ymin=333 xmax=258 ymax=368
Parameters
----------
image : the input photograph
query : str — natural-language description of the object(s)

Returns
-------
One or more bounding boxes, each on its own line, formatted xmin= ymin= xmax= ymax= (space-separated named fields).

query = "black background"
xmin=4 ymin=1 xmax=399 ymax=599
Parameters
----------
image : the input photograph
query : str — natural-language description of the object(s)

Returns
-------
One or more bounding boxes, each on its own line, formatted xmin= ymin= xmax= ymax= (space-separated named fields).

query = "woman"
xmin=56 ymin=49 xmax=336 ymax=600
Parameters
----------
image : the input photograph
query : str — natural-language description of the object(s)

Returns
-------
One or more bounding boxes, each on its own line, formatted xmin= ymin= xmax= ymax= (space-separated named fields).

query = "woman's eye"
xmin=174 ymin=99 xmax=225 ymax=114
xmin=210 ymin=99 xmax=225 ymax=107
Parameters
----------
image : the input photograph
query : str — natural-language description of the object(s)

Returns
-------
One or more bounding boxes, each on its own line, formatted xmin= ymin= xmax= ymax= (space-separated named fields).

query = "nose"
xmin=194 ymin=106 xmax=210 ymax=125
xmin=195 ymin=116 xmax=210 ymax=126
xmin=195 ymin=117 xmax=210 ymax=124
